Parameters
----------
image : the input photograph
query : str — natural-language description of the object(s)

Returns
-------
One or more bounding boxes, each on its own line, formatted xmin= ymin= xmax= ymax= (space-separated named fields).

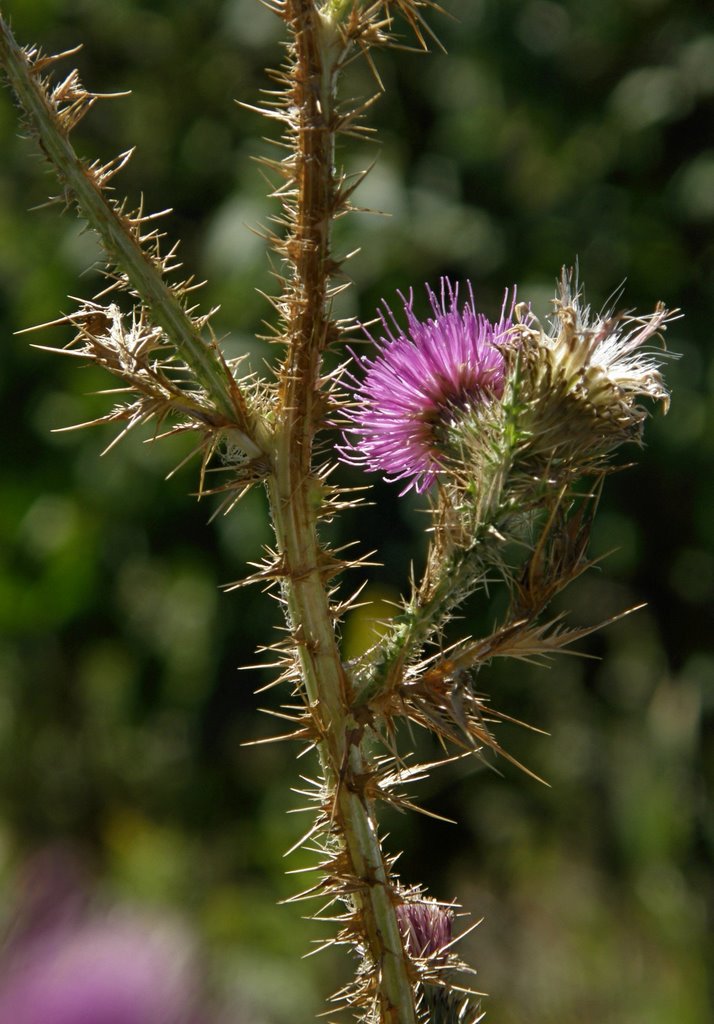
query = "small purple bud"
xmin=396 ymin=900 xmax=454 ymax=958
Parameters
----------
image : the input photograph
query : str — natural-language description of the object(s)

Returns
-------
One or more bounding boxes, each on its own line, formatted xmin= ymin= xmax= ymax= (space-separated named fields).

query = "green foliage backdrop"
xmin=0 ymin=1 xmax=711 ymax=1021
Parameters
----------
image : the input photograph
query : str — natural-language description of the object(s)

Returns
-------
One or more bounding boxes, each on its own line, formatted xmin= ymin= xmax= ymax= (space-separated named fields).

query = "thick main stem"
xmin=267 ymin=4 xmax=417 ymax=1022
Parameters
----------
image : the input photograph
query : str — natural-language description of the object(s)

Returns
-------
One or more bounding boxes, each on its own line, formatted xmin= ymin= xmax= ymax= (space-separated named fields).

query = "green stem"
xmin=267 ymin=4 xmax=417 ymax=1021
xmin=355 ymin=489 xmax=517 ymax=708
xmin=354 ymin=543 xmax=487 ymax=706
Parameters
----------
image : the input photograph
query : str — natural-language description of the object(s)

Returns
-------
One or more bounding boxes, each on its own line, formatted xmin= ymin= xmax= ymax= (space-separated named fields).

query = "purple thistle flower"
xmin=340 ymin=280 xmax=511 ymax=493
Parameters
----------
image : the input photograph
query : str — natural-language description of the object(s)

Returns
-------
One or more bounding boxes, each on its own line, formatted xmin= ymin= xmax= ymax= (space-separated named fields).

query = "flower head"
xmin=340 ymin=280 xmax=511 ymax=493
xmin=396 ymin=900 xmax=454 ymax=959
xmin=512 ymin=269 xmax=674 ymax=469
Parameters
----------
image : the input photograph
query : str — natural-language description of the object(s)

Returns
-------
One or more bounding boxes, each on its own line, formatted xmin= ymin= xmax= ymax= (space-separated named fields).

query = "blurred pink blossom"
xmin=0 ymin=846 xmax=207 ymax=1024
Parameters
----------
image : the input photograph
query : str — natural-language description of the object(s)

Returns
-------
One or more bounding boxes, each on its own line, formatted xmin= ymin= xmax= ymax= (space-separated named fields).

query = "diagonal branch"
xmin=0 ymin=13 xmax=264 ymax=456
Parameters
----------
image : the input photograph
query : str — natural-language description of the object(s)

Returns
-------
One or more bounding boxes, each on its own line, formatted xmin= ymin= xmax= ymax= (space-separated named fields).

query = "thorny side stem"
xmin=355 ymin=533 xmax=500 ymax=706
xmin=356 ymin=464 xmax=519 ymax=707
xmin=0 ymin=14 xmax=261 ymax=454
xmin=354 ymin=386 xmax=554 ymax=707
xmin=267 ymin=4 xmax=417 ymax=1022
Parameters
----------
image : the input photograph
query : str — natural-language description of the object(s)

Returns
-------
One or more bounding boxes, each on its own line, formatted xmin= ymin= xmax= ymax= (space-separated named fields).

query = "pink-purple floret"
xmin=340 ymin=280 xmax=511 ymax=493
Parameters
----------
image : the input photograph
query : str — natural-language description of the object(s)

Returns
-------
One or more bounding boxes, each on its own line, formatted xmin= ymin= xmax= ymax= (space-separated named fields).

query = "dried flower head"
xmin=512 ymin=271 xmax=674 ymax=472
xmin=340 ymin=281 xmax=511 ymax=493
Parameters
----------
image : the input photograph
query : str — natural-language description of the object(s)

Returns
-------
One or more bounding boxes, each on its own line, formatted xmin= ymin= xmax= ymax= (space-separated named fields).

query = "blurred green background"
xmin=0 ymin=0 xmax=711 ymax=1021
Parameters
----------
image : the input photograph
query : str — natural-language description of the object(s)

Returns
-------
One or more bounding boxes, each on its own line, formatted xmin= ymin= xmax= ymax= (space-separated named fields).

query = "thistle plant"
xmin=0 ymin=4 xmax=676 ymax=1024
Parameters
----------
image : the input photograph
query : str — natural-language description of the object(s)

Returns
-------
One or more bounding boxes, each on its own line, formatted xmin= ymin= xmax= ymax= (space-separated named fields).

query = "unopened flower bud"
xmin=396 ymin=900 xmax=454 ymax=959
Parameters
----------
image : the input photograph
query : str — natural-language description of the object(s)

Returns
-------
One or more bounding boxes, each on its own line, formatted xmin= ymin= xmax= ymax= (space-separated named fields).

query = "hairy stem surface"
xmin=267 ymin=4 xmax=416 ymax=1022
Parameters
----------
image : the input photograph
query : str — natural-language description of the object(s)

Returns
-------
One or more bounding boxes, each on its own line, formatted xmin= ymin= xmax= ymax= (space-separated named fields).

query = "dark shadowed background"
xmin=0 ymin=1 xmax=711 ymax=1022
